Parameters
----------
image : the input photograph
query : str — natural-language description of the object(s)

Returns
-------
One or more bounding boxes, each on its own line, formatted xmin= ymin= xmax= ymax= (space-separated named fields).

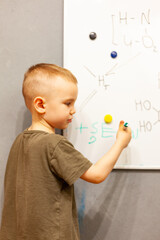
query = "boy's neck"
xmin=28 ymin=121 xmax=55 ymax=134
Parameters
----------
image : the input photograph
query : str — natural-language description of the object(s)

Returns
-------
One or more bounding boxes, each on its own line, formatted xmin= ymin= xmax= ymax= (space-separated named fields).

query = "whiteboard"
xmin=63 ymin=0 xmax=160 ymax=169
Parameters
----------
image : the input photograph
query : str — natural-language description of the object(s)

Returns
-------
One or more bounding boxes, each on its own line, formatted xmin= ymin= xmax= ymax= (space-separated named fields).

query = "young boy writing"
xmin=0 ymin=63 xmax=131 ymax=240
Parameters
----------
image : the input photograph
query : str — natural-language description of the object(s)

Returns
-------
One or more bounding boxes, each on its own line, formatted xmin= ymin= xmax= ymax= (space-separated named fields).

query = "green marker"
xmin=123 ymin=122 xmax=128 ymax=130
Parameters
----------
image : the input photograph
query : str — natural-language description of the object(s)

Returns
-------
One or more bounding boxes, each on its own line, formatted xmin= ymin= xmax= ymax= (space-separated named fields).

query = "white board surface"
xmin=63 ymin=0 xmax=160 ymax=169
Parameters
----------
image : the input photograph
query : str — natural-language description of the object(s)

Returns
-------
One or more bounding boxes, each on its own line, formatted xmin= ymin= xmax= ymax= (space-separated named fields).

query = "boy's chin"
xmin=55 ymin=122 xmax=71 ymax=130
xmin=61 ymin=126 xmax=68 ymax=130
xmin=56 ymin=125 xmax=68 ymax=130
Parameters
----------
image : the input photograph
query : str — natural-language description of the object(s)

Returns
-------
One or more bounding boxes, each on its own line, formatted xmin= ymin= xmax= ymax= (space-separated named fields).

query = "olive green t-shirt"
xmin=0 ymin=130 xmax=92 ymax=240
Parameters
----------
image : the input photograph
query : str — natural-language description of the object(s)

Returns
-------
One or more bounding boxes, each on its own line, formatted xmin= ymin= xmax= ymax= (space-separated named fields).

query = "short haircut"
xmin=22 ymin=63 xmax=77 ymax=110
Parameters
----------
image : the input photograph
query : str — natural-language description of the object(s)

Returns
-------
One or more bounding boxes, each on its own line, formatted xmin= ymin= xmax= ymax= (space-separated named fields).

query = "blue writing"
xmin=101 ymin=123 xmax=116 ymax=138
xmin=132 ymin=128 xmax=139 ymax=139
xmin=88 ymin=136 xmax=96 ymax=144
xmin=76 ymin=122 xmax=88 ymax=134
xmin=90 ymin=121 xmax=98 ymax=134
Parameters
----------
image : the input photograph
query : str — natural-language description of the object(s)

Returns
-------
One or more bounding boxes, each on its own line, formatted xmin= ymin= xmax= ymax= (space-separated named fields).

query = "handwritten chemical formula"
xmin=84 ymin=66 xmax=160 ymax=92
xmin=84 ymin=66 xmax=114 ymax=91
xmin=135 ymin=99 xmax=160 ymax=132
xmin=112 ymin=9 xmax=158 ymax=52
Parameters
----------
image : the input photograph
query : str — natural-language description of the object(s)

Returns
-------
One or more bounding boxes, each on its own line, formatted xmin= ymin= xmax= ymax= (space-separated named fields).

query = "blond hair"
xmin=22 ymin=63 xmax=77 ymax=110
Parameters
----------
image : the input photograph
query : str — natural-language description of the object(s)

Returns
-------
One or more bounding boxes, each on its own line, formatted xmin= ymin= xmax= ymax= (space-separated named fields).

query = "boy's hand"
xmin=81 ymin=120 xmax=132 ymax=184
xmin=116 ymin=120 xmax=132 ymax=149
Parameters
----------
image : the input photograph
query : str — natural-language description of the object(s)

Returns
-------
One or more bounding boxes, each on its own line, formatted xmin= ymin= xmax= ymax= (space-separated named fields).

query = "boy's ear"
xmin=33 ymin=97 xmax=46 ymax=114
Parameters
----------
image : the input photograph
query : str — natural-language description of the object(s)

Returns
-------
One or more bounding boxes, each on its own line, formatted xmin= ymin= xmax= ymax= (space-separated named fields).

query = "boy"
xmin=0 ymin=63 xmax=131 ymax=240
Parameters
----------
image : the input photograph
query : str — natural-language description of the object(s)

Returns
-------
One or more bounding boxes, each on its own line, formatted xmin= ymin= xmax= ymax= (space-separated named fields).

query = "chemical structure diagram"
xmin=135 ymin=99 xmax=160 ymax=133
xmin=111 ymin=9 xmax=158 ymax=52
xmin=83 ymin=9 xmax=160 ymax=93
xmin=83 ymin=53 xmax=141 ymax=89
xmin=81 ymin=63 xmax=160 ymax=113
xmin=83 ymin=64 xmax=117 ymax=91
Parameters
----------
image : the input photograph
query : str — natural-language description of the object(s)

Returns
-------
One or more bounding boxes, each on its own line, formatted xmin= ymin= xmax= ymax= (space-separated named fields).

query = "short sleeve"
xmin=50 ymin=138 xmax=92 ymax=186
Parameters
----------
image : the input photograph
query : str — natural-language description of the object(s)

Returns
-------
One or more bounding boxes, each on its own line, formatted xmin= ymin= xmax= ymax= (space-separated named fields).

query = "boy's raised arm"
xmin=80 ymin=121 xmax=132 ymax=184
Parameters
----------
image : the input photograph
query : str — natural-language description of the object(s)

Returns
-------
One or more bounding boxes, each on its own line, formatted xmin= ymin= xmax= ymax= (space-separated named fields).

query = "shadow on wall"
xmin=76 ymin=171 xmax=141 ymax=240
xmin=0 ymin=188 xmax=4 ymax=225
xmin=15 ymin=107 xmax=32 ymax=135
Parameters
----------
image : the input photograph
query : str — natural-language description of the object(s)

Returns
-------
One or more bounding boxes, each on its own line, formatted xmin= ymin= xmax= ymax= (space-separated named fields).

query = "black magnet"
xmin=89 ymin=32 xmax=97 ymax=40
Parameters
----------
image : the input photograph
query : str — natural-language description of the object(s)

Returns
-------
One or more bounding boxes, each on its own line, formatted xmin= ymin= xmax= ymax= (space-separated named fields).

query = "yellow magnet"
xmin=104 ymin=114 xmax=112 ymax=124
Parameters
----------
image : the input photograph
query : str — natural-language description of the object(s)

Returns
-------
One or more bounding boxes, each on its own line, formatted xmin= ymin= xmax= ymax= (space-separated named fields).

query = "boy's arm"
xmin=80 ymin=121 xmax=132 ymax=184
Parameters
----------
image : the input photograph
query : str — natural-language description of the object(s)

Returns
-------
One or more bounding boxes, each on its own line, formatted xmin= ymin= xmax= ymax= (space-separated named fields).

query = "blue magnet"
xmin=111 ymin=51 xmax=117 ymax=58
xmin=89 ymin=32 xmax=97 ymax=40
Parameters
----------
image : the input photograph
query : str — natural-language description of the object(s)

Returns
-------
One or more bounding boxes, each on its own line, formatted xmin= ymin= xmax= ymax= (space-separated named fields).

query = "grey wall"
xmin=0 ymin=0 xmax=63 ymax=219
xmin=1 ymin=1 xmax=160 ymax=240
xmin=75 ymin=170 xmax=160 ymax=240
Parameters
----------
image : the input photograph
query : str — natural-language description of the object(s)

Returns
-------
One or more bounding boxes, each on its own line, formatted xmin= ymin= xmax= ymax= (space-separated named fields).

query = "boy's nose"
xmin=70 ymin=107 xmax=76 ymax=115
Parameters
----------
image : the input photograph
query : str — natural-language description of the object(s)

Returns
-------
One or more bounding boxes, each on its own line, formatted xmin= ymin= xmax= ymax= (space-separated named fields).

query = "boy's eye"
xmin=65 ymin=102 xmax=71 ymax=106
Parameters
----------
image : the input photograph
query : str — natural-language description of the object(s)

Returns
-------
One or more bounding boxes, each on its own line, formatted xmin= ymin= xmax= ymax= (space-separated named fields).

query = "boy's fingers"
xmin=119 ymin=120 xmax=124 ymax=130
